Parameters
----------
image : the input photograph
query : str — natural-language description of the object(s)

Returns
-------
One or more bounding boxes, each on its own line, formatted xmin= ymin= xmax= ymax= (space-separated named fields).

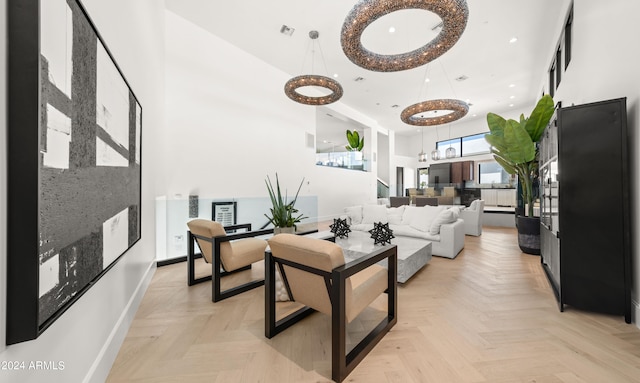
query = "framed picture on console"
xmin=6 ymin=0 xmax=142 ymax=344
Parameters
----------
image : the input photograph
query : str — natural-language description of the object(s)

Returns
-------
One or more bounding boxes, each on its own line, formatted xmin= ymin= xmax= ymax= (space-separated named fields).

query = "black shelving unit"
xmin=540 ymin=98 xmax=631 ymax=323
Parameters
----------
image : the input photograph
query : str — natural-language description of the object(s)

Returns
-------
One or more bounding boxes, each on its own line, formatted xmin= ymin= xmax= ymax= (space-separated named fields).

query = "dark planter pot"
xmin=516 ymin=215 xmax=541 ymax=255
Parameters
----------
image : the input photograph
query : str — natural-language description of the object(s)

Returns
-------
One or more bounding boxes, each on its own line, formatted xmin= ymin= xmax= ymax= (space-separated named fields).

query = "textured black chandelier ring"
xmin=401 ymin=99 xmax=469 ymax=126
xmin=284 ymin=75 xmax=344 ymax=106
xmin=341 ymin=0 xmax=469 ymax=72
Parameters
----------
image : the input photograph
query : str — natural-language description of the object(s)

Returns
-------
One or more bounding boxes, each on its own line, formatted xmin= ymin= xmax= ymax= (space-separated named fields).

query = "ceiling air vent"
xmin=455 ymin=75 xmax=469 ymax=81
xmin=280 ymin=25 xmax=295 ymax=36
xmin=354 ymin=76 xmax=365 ymax=82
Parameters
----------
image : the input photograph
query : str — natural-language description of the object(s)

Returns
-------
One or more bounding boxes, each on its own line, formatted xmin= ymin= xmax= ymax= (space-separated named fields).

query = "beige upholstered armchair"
xmin=265 ymin=233 xmax=397 ymax=382
xmin=187 ymin=219 xmax=271 ymax=302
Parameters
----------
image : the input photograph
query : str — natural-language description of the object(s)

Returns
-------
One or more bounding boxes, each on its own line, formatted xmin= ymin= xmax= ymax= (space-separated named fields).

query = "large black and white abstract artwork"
xmin=6 ymin=0 xmax=141 ymax=343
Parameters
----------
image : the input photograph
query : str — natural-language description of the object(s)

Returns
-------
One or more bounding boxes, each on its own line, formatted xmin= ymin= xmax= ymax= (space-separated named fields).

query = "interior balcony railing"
xmin=377 ymin=178 xmax=389 ymax=198
xmin=315 ymin=150 xmax=365 ymax=171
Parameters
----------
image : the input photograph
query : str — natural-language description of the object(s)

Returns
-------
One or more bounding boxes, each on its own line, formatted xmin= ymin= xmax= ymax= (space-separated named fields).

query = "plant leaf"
xmin=504 ymin=119 xmax=535 ymax=164
xmin=493 ymin=154 xmax=516 ymax=175
xmin=357 ymin=136 xmax=364 ymax=151
xmin=486 ymin=113 xmax=507 ymax=136
xmin=525 ymin=94 xmax=555 ymax=142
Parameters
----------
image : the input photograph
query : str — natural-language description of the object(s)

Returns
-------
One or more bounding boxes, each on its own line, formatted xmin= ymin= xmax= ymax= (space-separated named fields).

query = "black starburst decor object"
xmin=329 ymin=218 xmax=351 ymax=238
xmin=368 ymin=222 xmax=395 ymax=245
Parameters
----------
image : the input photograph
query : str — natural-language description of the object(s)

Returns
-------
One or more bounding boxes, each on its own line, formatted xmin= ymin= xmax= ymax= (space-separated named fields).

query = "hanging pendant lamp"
xmin=418 ymin=128 xmax=427 ymax=162
xmin=401 ymin=98 xmax=469 ymax=126
xmin=341 ymin=0 xmax=469 ymax=72
xmin=431 ymin=125 xmax=441 ymax=160
xmin=445 ymin=124 xmax=456 ymax=158
xmin=284 ymin=31 xmax=343 ymax=105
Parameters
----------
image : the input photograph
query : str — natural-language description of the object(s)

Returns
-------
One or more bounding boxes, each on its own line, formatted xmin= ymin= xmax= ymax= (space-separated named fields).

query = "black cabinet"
xmin=540 ymin=98 xmax=631 ymax=323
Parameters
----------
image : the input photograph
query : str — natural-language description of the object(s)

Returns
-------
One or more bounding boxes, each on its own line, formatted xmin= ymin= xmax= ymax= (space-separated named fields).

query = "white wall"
xmin=0 ymin=1 xmax=164 ymax=382
xmin=163 ymin=11 xmax=377 ymax=223
xmin=538 ymin=0 xmax=640 ymax=327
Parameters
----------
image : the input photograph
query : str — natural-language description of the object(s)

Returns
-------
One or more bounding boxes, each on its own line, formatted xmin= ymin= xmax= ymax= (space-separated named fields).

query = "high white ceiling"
xmin=165 ymin=0 xmax=569 ymax=140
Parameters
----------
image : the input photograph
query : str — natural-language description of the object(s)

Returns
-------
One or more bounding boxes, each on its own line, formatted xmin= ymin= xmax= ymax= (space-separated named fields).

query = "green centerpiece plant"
xmin=265 ymin=173 xmax=307 ymax=233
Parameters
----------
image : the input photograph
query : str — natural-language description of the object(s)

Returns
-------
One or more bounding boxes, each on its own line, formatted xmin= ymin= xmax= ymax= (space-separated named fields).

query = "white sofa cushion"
xmin=430 ymin=208 xmax=457 ymax=235
xmin=387 ymin=206 xmax=405 ymax=225
xmin=391 ymin=224 xmax=440 ymax=241
xmin=401 ymin=206 xmax=420 ymax=225
xmin=362 ymin=204 xmax=388 ymax=224
xmin=448 ymin=206 xmax=461 ymax=218
xmin=344 ymin=205 xmax=363 ymax=225
xmin=408 ymin=205 xmax=444 ymax=232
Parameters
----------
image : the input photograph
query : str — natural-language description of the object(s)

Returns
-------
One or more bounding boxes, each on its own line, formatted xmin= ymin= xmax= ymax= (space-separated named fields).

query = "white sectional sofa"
xmin=343 ymin=204 xmax=465 ymax=259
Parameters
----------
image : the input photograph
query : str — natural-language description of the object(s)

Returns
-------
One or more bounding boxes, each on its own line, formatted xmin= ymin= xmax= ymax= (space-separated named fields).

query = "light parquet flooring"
xmin=107 ymin=227 xmax=640 ymax=382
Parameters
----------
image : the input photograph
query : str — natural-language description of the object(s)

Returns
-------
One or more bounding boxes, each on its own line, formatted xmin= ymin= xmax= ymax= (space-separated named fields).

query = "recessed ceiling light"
xmin=333 ymin=73 xmax=339 ymax=78
xmin=509 ymin=95 xmax=515 ymax=99
xmin=472 ymin=114 xmax=477 ymax=117
xmin=389 ymin=26 xmax=396 ymax=33
xmin=509 ymin=83 xmax=516 ymax=88
xmin=425 ymin=78 xmax=430 ymax=83
xmin=509 ymin=103 xmax=514 ymax=107
xmin=509 ymin=37 xmax=518 ymax=43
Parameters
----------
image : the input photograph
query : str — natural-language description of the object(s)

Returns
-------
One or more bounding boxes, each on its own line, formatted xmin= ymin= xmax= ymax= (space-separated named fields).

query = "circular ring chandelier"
xmin=284 ymin=75 xmax=344 ymax=106
xmin=400 ymin=99 xmax=469 ymax=126
xmin=341 ymin=0 xmax=469 ymax=72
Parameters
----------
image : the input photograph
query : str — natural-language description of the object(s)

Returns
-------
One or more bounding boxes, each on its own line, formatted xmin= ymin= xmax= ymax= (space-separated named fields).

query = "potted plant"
xmin=265 ymin=173 xmax=307 ymax=234
xmin=345 ymin=129 xmax=364 ymax=151
xmin=484 ymin=94 xmax=555 ymax=254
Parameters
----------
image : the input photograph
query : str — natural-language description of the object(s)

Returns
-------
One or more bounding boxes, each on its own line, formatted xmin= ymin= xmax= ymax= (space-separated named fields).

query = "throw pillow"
xmin=362 ymin=204 xmax=388 ymax=224
xmin=401 ymin=206 xmax=420 ymax=225
xmin=449 ymin=206 xmax=461 ymax=218
xmin=429 ymin=209 xmax=457 ymax=235
xmin=344 ymin=205 xmax=363 ymax=225
xmin=409 ymin=205 xmax=444 ymax=232
xmin=387 ymin=206 xmax=404 ymax=225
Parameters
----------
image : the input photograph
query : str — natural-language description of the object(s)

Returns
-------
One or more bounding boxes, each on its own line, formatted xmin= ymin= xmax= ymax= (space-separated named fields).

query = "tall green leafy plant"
xmin=485 ymin=95 xmax=555 ymax=217
xmin=345 ymin=129 xmax=364 ymax=151
xmin=264 ymin=173 xmax=307 ymax=228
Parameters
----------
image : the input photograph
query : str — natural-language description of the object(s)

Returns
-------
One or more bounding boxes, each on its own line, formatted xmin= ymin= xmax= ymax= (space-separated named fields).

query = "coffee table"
xmin=311 ymin=230 xmax=432 ymax=283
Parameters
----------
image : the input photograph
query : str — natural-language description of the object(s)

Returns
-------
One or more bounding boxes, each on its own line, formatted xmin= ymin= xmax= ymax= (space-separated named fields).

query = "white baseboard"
xmin=83 ymin=260 xmax=157 ymax=383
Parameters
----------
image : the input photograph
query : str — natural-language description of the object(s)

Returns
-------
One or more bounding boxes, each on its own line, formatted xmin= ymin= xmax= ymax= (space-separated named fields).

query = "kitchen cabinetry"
xmin=481 ymin=189 xmax=516 ymax=207
xmin=539 ymin=98 xmax=631 ymax=323
xmin=451 ymin=161 xmax=474 ymax=184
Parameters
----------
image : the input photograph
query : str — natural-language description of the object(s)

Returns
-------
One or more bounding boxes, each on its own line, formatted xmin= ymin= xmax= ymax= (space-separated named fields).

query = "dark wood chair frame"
xmin=187 ymin=223 xmax=273 ymax=302
xmin=415 ymin=196 xmax=439 ymax=206
xmin=265 ymin=243 xmax=398 ymax=382
xmin=389 ymin=196 xmax=410 ymax=207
